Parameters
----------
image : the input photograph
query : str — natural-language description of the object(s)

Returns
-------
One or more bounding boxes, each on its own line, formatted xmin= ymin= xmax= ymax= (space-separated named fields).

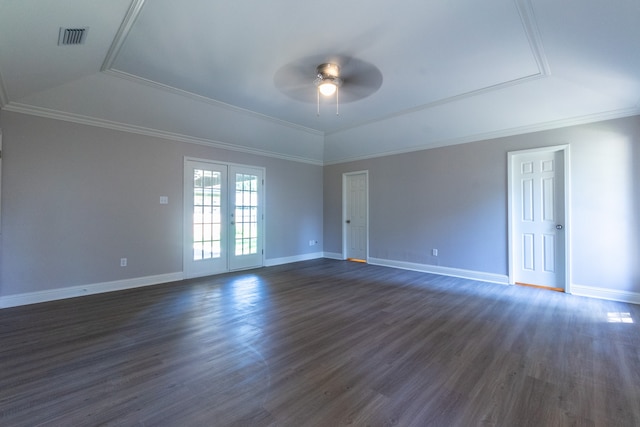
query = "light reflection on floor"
xmin=230 ymin=275 xmax=264 ymax=308
xmin=607 ymin=312 xmax=634 ymax=323
xmin=228 ymin=275 xmax=269 ymax=338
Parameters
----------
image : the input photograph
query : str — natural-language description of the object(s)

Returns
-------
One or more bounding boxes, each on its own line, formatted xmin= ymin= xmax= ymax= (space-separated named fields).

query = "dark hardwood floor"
xmin=1 ymin=259 xmax=639 ymax=426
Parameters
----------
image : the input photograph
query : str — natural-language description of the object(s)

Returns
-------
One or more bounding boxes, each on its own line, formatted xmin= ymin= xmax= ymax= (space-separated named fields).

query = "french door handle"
xmin=346 ymin=220 xmax=351 ymax=224
xmin=556 ymin=224 xmax=563 ymax=230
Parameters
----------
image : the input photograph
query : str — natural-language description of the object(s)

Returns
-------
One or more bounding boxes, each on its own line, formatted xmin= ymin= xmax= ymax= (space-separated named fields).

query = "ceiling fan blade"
xmin=339 ymin=59 xmax=383 ymax=103
xmin=273 ymin=62 xmax=315 ymax=102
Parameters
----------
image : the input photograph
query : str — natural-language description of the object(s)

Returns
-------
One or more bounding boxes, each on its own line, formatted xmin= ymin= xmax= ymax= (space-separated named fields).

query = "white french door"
xmin=228 ymin=165 xmax=264 ymax=271
xmin=184 ymin=159 xmax=264 ymax=278
xmin=509 ymin=146 xmax=569 ymax=290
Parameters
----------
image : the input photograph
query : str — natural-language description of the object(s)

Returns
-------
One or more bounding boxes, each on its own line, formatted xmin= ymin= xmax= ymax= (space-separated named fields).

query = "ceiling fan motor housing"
xmin=314 ymin=63 xmax=342 ymax=92
xmin=317 ymin=63 xmax=340 ymax=79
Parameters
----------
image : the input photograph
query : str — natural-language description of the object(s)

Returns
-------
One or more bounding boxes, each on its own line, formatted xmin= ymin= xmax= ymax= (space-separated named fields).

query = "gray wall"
xmin=2 ymin=110 xmax=639 ymax=299
xmin=324 ymin=115 xmax=640 ymax=294
xmin=0 ymin=111 xmax=323 ymax=297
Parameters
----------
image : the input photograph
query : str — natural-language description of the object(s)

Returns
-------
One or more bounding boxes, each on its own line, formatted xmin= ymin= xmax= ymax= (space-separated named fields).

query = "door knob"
xmin=346 ymin=220 xmax=351 ymax=224
xmin=556 ymin=224 xmax=563 ymax=230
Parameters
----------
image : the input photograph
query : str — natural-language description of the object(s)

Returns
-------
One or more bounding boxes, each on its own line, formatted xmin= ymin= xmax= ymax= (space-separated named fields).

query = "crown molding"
xmin=6 ymin=101 xmax=637 ymax=168
xmin=101 ymin=0 xmax=147 ymax=71
xmin=3 ymin=102 xmax=324 ymax=165
xmin=98 ymin=0 xmax=550 ymax=140
xmin=326 ymin=0 xmax=551 ymax=137
xmin=102 ymin=69 xmax=324 ymax=137
xmin=100 ymin=0 xmax=324 ymax=137
xmin=326 ymin=72 xmax=548 ymax=137
xmin=516 ymin=0 xmax=551 ymax=76
xmin=323 ymin=106 xmax=640 ymax=165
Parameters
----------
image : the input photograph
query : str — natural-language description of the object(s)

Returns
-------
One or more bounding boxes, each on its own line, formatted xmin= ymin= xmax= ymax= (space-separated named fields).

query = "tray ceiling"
xmin=1 ymin=0 xmax=639 ymax=164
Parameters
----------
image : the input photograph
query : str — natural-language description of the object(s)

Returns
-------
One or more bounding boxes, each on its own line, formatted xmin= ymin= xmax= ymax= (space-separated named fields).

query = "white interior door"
xmin=344 ymin=171 xmax=368 ymax=261
xmin=509 ymin=147 xmax=567 ymax=290
xmin=184 ymin=160 xmax=263 ymax=278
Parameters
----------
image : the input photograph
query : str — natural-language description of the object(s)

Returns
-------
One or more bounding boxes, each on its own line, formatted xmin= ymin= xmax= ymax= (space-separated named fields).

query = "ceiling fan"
xmin=274 ymin=55 xmax=383 ymax=116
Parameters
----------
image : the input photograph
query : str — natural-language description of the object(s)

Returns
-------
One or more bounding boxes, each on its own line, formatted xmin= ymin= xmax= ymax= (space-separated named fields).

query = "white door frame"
xmin=507 ymin=145 xmax=572 ymax=293
xmin=342 ymin=170 xmax=369 ymax=261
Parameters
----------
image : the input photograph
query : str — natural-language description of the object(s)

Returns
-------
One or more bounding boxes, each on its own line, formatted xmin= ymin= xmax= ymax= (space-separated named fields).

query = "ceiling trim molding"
xmin=326 ymin=0 xmax=551 ymax=137
xmin=103 ymin=69 xmax=324 ymax=137
xmin=3 ymin=102 xmax=324 ymax=166
xmin=516 ymin=0 xmax=551 ymax=76
xmin=4 ymin=102 xmax=639 ymax=168
xmin=100 ymin=0 xmax=324 ymax=138
xmin=326 ymin=72 xmax=548 ymax=136
xmin=99 ymin=0 xmax=552 ymax=140
xmin=324 ymin=106 xmax=640 ymax=166
xmin=101 ymin=0 xmax=147 ymax=71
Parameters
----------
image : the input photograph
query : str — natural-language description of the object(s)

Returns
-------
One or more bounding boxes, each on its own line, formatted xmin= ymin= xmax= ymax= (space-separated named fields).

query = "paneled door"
xmin=184 ymin=160 xmax=263 ymax=278
xmin=509 ymin=147 xmax=568 ymax=290
xmin=344 ymin=171 xmax=368 ymax=261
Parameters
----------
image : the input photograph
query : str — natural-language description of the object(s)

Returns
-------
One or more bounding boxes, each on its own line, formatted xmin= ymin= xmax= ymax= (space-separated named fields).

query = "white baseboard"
xmin=265 ymin=252 xmax=323 ymax=267
xmin=368 ymin=257 xmax=510 ymax=285
xmin=3 ymin=263 xmax=637 ymax=309
xmin=570 ymin=284 xmax=640 ymax=305
xmin=323 ymin=252 xmax=344 ymax=260
xmin=0 ymin=272 xmax=184 ymax=309
xmin=0 ymin=252 xmax=326 ymax=308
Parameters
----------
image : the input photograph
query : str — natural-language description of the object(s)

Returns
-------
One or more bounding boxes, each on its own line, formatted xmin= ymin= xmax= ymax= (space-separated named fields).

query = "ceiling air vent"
xmin=58 ymin=27 xmax=88 ymax=45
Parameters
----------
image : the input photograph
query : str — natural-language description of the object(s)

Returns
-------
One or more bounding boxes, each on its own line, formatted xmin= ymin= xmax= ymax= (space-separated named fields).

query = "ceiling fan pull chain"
xmin=336 ymin=85 xmax=339 ymax=116
xmin=317 ymin=90 xmax=320 ymax=117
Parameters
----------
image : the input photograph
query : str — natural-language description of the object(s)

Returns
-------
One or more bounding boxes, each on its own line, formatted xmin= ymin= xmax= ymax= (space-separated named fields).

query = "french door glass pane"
xmin=193 ymin=169 xmax=222 ymax=261
xmin=234 ymin=173 xmax=258 ymax=256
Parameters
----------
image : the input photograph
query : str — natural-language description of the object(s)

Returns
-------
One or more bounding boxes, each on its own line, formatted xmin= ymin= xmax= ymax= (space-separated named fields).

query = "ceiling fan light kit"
xmin=314 ymin=63 xmax=343 ymax=116
xmin=317 ymin=81 xmax=338 ymax=96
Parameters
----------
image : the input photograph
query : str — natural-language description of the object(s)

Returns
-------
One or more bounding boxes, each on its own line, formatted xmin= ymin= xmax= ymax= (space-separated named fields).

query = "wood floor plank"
xmin=1 ymin=259 xmax=639 ymax=426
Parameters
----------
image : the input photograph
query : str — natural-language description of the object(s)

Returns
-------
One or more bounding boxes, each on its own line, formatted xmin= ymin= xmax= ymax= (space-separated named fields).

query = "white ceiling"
xmin=1 ymin=0 xmax=639 ymax=164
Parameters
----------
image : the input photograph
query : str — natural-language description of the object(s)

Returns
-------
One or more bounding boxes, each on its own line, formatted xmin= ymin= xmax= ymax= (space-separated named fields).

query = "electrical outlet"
xmin=309 ymin=240 xmax=316 ymax=246
xmin=120 ymin=258 xmax=127 ymax=267
xmin=160 ymin=196 xmax=169 ymax=204
xmin=432 ymin=249 xmax=438 ymax=257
